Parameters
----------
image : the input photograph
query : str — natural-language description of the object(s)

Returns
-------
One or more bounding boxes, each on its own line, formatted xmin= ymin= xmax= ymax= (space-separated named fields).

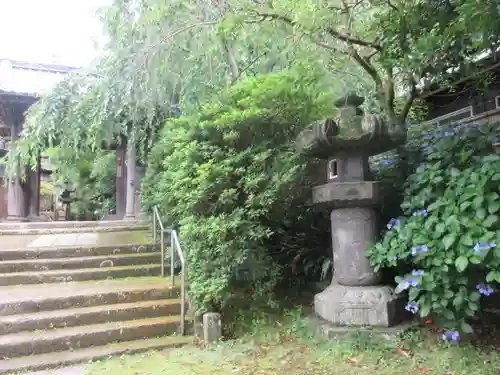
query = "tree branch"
xmin=152 ymin=21 xmax=218 ymax=51
xmin=364 ymin=50 xmax=379 ymax=60
xmin=231 ymin=52 xmax=268 ymax=84
xmin=349 ymin=46 xmax=383 ymax=87
xmin=385 ymin=66 xmax=395 ymax=114
xmin=220 ymin=36 xmax=240 ymax=82
xmin=386 ymin=0 xmax=398 ymax=11
xmin=252 ymin=11 xmax=381 ymax=50
xmin=400 ymin=78 xmax=417 ymax=121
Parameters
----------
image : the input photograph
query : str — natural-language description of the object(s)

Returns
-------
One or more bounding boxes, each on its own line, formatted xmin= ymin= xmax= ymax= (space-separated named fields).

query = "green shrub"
xmin=141 ymin=67 xmax=333 ymax=315
xmin=53 ymin=149 xmax=117 ymax=219
xmin=367 ymin=122 xmax=500 ymax=338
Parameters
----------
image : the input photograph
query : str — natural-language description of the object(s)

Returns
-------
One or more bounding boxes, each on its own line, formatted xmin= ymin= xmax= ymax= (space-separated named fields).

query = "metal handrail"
xmin=152 ymin=206 xmax=186 ymax=336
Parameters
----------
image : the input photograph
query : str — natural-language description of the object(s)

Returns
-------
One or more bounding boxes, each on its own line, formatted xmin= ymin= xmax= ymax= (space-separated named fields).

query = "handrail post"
xmin=170 ymin=231 xmax=175 ymax=287
xmin=160 ymin=229 xmax=165 ymax=277
xmin=180 ymin=269 xmax=185 ymax=335
xmin=153 ymin=212 xmax=157 ymax=244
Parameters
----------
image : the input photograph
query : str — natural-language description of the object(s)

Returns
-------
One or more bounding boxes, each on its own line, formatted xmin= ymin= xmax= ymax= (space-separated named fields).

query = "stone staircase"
xmin=0 ymin=221 xmax=192 ymax=374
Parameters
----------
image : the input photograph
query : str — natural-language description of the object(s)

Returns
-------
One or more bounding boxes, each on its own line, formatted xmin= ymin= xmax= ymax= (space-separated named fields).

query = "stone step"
xmin=0 ymin=315 xmax=183 ymax=358
xmin=0 ymin=252 xmax=161 ymax=273
xmin=0 ymin=220 xmax=146 ymax=231
xmin=0 ymin=244 xmax=155 ymax=260
xmin=0 ymin=225 xmax=150 ymax=235
xmin=0 ymin=335 xmax=193 ymax=374
xmin=0 ymin=264 xmax=162 ymax=286
xmin=0 ymin=278 xmax=179 ymax=315
xmin=0 ymin=299 xmax=181 ymax=335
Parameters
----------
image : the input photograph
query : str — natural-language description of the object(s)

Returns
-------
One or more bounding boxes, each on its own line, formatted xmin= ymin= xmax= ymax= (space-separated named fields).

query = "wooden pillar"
xmin=115 ymin=146 xmax=127 ymax=219
xmin=28 ymin=156 xmax=41 ymax=218
xmin=6 ymin=121 xmax=23 ymax=221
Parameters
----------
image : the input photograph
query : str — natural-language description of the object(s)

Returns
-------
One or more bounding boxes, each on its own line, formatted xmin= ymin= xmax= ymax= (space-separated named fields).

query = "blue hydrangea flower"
xmin=411 ymin=269 xmax=425 ymax=276
xmin=441 ymin=330 xmax=460 ymax=343
xmin=411 ymin=245 xmax=429 ymax=256
xmin=386 ymin=218 xmax=401 ymax=230
xmin=476 ymin=283 xmax=494 ymax=296
xmin=423 ymin=145 xmax=433 ymax=154
xmin=423 ymin=133 xmax=433 ymax=140
xmin=413 ymin=209 xmax=428 ymax=217
xmin=473 ymin=242 xmax=497 ymax=254
xmin=405 ymin=301 xmax=419 ymax=314
xmin=407 ymin=277 xmax=420 ymax=287
xmin=442 ymin=130 xmax=455 ymax=137
xmin=393 ymin=256 xmax=398 ymax=261
xmin=380 ymin=159 xmax=393 ymax=166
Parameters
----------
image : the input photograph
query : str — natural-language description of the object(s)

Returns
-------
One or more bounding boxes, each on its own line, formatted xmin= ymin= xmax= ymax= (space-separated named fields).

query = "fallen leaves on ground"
xmin=394 ymin=347 xmax=411 ymax=357
xmin=86 ymin=327 xmax=500 ymax=375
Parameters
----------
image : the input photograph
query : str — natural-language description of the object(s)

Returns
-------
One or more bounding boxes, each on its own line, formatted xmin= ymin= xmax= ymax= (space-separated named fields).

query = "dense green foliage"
xmin=142 ymin=67 xmax=332 ymax=314
xmin=367 ymin=122 xmax=500 ymax=337
xmin=52 ymin=149 xmax=117 ymax=220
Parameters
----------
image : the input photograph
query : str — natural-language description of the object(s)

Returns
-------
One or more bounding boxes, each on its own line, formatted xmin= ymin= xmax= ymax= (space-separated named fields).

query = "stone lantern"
xmin=296 ymin=93 xmax=406 ymax=327
xmin=59 ymin=181 xmax=76 ymax=221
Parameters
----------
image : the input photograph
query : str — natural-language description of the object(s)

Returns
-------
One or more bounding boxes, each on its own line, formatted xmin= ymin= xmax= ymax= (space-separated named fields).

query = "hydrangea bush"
xmin=367 ymin=121 xmax=500 ymax=340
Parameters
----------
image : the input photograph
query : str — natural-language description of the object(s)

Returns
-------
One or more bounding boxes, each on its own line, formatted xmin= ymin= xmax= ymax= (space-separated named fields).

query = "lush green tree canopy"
xmin=7 ymin=0 xmax=500 ymax=170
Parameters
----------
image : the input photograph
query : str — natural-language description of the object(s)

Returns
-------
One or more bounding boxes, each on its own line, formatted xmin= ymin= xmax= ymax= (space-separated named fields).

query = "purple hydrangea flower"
xmin=473 ymin=242 xmax=497 ymax=254
xmin=411 ymin=269 xmax=425 ymax=276
xmin=405 ymin=301 xmax=419 ymax=314
xmin=423 ymin=145 xmax=433 ymax=154
xmin=441 ymin=330 xmax=460 ymax=343
xmin=476 ymin=283 xmax=494 ymax=296
xmin=411 ymin=244 xmax=429 ymax=256
xmin=413 ymin=209 xmax=428 ymax=217
xmin=380 ymin=159 xmax=393 ymax=166
xmin=407 ymin=277 xmax=420 ymax=287
xmin=423 ymin=133 xmax=433 ymax=139
xmin=387 ymin=218 xmax=401 ymax=230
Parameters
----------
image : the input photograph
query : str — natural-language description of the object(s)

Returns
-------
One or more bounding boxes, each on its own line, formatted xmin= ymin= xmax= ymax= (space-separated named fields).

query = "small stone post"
xmin=202 ymin=312 xmax=222 ymax=343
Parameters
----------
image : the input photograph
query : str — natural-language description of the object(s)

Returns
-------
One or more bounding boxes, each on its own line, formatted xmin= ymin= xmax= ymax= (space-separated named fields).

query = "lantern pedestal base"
xmin=314 ymin=283 xmax=406 ymax=327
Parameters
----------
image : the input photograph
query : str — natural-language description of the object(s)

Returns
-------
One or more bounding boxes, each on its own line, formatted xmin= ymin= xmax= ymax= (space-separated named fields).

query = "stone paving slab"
xmin=0 ymin=231 xmax=152 ymax=250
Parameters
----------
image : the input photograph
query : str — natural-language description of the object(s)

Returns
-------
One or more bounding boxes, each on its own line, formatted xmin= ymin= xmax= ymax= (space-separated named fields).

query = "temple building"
xmin=0 ymin=58 xmax=76 ymax=220
xmin=0 ymin=58 xmax=142 ymax=221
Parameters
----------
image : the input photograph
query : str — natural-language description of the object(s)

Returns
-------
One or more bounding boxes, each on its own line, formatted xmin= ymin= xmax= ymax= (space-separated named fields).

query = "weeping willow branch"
xmin=252 ymin=10 xmax=381 ymax=51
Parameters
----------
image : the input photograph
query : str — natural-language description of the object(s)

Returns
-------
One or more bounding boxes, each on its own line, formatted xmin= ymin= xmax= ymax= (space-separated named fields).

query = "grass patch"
xmin=86 ymin=313 xmax=500 ymax=375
